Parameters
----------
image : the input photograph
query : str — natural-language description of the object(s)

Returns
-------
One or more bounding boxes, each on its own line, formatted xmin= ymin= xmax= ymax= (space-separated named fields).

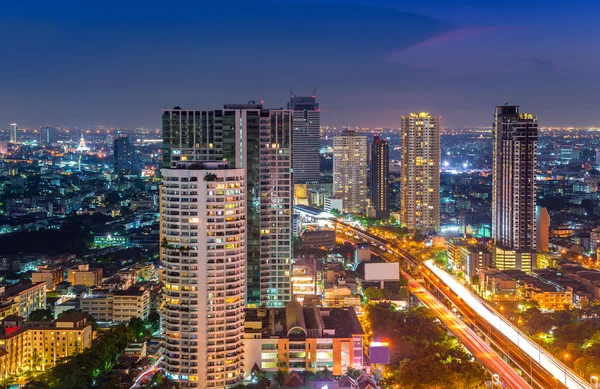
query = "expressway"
xmin=333 ymin=221 xmax=593 ymax=389
xmin=405 ymin=273 xmax=531 ymax=389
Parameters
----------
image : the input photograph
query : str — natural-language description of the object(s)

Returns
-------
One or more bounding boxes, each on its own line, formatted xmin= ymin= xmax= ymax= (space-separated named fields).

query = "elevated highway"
xmin=334 ymin=221 xmax=593 ymax=389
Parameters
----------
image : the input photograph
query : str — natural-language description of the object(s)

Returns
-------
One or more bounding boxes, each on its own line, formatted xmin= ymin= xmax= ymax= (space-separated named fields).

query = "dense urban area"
xmin=0 ymin=99 xmax=599 ymax=389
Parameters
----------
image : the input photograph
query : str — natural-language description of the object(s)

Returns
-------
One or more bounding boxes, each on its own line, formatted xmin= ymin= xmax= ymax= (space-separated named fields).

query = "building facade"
xmin=289 ymin=94 xmax=320 ymax=184
xmin=80 ymin=287 xmax=151 ymax=323
xmin=162 ymin=104 xmax=293 ymax=307
xmin=333 ymin=130 xmax=367 ymax=214
xmin=9 ymin=124 xmax=17 ymax=144
xmin=113 ymin=136 xmax=141 ymax=177
xmin=370 ymin=136 xmax=389 ymax=220
xmin=400 ymin=113 xmax=440 ymax=232
xmin=0 ymin=314 xmax=93 ymax=379
xmin=161 ymin=163 xmax=246 ymax=388
xmin=68 ymin=264 xmax=102 ymax=287
xmin=244 ymin=303 xmax=364 ymax=377
xmin=492 ymin=106 xmax=538 ymax=271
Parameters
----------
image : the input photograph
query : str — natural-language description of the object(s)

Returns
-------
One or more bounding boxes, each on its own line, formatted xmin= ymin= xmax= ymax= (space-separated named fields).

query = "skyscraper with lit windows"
xmin=333 ymin=130 xmax=368 ymax=214
xmin=288 ymin=93 xmax=320 ymax=184
xmin=400 ymin=112 xmax=440 ymax=232
xmin=370 ymin=136 xmax=389 ymax=219
xmin=492 ymin=105 xmax=537 ymax=271
xmin=161 ymin=103 xmax=293 ymax=308
xmin=161 ymin=161 xmax=246 ymax=388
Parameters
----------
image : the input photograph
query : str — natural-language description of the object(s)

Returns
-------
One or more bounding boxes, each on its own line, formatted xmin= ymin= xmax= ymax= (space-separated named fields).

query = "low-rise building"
xmin=0 ymin=282 xmax=46 ymax=320
xmin=479 ymin=269 xmax=517 ymax=302
xmin=32 ymin=265 xmax=64 ymax=291
xmin=68 ymin=264 xmax=103 ymax=287
xmin=0 ymin=313 xmax=93 ymax=379
xmin=80 ymin=287 xmax=150 ymax=323
xmin=301 ymin=230 xmax=336 ymax=250
xmin=244 ymin=302 xmax=365 ymax=377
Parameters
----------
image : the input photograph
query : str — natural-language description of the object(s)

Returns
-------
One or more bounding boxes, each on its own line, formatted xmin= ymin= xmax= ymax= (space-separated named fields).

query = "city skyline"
xmin=1 ymin=0 xmax=599 ymax=129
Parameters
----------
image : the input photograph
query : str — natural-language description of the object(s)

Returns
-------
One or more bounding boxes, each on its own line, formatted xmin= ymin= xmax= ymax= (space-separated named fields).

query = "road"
xmin=334 ymin=221 xmax=592 ymax=389
xmin=406 ymin=273 xmax=531 ymax=389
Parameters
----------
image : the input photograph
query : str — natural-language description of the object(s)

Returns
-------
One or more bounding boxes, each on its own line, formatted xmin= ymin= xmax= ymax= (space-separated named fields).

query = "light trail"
xmin=407 ymin=273 xmax=531 ymax=389
xmin=424 ymin=260 xmax=593 ymax=389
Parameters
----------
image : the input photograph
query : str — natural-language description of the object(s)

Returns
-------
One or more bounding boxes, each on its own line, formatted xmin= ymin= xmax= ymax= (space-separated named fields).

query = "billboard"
xmin=364 ymin=262 xmax=400 ymax=281
xmin=369 ymin=342 xmax=390 ymax=364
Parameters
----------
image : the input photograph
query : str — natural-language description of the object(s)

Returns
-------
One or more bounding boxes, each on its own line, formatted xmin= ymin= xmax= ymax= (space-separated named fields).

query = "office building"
xmin=9 ymin=124 xmax=17 ymax=144
xmin=492 ymin=106 xmax=538 ymax=271
xmin=114 ymin=135 xmax=141 ymax=177
xmin=0 ymin=313 xmax=93 ymax=378
xmin=0 ymin=142 xmax=7 ymax=156
xmin=161 ymin=161 xmax=246 ymax=388
xmin=400 ymin=112 xmax=440 ymax=232
xmin=68 ymin=264 xmax=103 ymax=287
xmin=288 ymin=93 xmax=320 ymax=184
xmin=370 ymin=136 xmax=389 ymax=219
xmin=162 ymin=104 xmax=293 ymax=308
xmin=333 ymin=130 xmax=367 ymax=214
xmin=244 ymin=302 xmax=364 ymax=376
xmin=40 ymin=126 xmax=58 ymax=145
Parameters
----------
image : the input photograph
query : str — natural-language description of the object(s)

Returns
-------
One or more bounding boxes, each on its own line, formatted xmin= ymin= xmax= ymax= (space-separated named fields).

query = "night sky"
xmin=1 ymin=0 xmax=598 ymax=129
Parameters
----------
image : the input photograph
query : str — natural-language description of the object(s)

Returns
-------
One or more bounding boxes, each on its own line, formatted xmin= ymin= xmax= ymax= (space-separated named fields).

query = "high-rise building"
xmin=492 ymin=106 xmax=538 ymax=271
xmin=9 ymin=123 xmax=17 ymax=143
xmin=113 ymin=135 xmax=141 ymax=177
xmin=370 ymin=136 xmax=389 ymax=219
xmin=288 ymin=93 xmax=320 ymax=184
xmin=333 ymin=130 xmax=368 ymax=214
xmin=0 ymin=142 xmax=7 ymax=156
xmin=400 ymin=112 xmax=440 ymax=232
xmin=162 ymin=104 xmax=293 ymax=308
xmin=40 ymin=126 xmax=58 ymax=145
xmin=161 ymin=161 xmax=246 ymax=388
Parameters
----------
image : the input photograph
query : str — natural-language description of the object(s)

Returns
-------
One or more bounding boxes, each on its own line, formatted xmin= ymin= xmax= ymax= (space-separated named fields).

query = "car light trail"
xmin=424 ymin=260 xmax=592 ymax=389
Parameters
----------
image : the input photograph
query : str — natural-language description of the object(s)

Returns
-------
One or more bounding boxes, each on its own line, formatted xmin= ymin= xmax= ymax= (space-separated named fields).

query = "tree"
xmin=31 ymin=348 xmax=43 ymax=372
xmin=28 ymin=309 xmax=54 ymax=322
xmin=364 ymin=287 xmax=385 ymax=300
xmin=273 ymin=369 xmax=288 ymax=386
xmin=345 ymin=367 xmax=362 ymax=379
xmin=104 ymin=191 xmax=121 ymax=206
xmin=147 ymin=310 xmax=161 ymax=334
xmin=129 ymin=317 xmax=149 ymax=340
xmin=142 ymin=372 xmax=180 ymax=389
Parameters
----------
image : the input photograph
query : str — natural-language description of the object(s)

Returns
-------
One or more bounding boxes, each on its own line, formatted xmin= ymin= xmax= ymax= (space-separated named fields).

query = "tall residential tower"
xmin=288 ymin=93 xmax=320 ymax=184
xmin=333 ymin=130 xmax=368 ymax=214
xmin=9 ymin=123 xmax=17 ymax=143
xmin=492 ymin=105 xmax=538 ymax=271
xmin=161 ymin=161 xmax=246 ymax=388
xmin=370 ymin=136 xmax=389 ymax=219
xmin=161 ymin=104 xmax=293 ymax=308
xmin=114 ymin=135 xmax=141 ymax=177
xmin=400 ymin=112 xmax=440 ymax=232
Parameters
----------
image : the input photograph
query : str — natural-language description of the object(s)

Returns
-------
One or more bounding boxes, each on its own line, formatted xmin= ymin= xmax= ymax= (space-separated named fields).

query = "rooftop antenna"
xmin=289 ymin=85 xmax=294 ymax=98
xmin=312 ymin=86 xmax=317 ymax=98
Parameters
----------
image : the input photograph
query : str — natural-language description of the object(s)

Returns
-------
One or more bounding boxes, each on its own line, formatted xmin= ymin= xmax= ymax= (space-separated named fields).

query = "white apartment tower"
xmin=161 ymin=161 xmax=246 ymax=388
xmin=492 ymin=105 xmax=538 ymax=271
xmin=400 ymin=112 xmax=440 ymax=232
xmin=9 ymin=123 xmax=17 ymax=143
xmin=333 ymin=129 xmax=368 ymax=214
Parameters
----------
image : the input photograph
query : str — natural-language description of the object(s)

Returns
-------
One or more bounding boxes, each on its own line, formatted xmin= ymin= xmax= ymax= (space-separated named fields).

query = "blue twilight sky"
xmin=0 ymin=0 xmax=598 ymax=129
